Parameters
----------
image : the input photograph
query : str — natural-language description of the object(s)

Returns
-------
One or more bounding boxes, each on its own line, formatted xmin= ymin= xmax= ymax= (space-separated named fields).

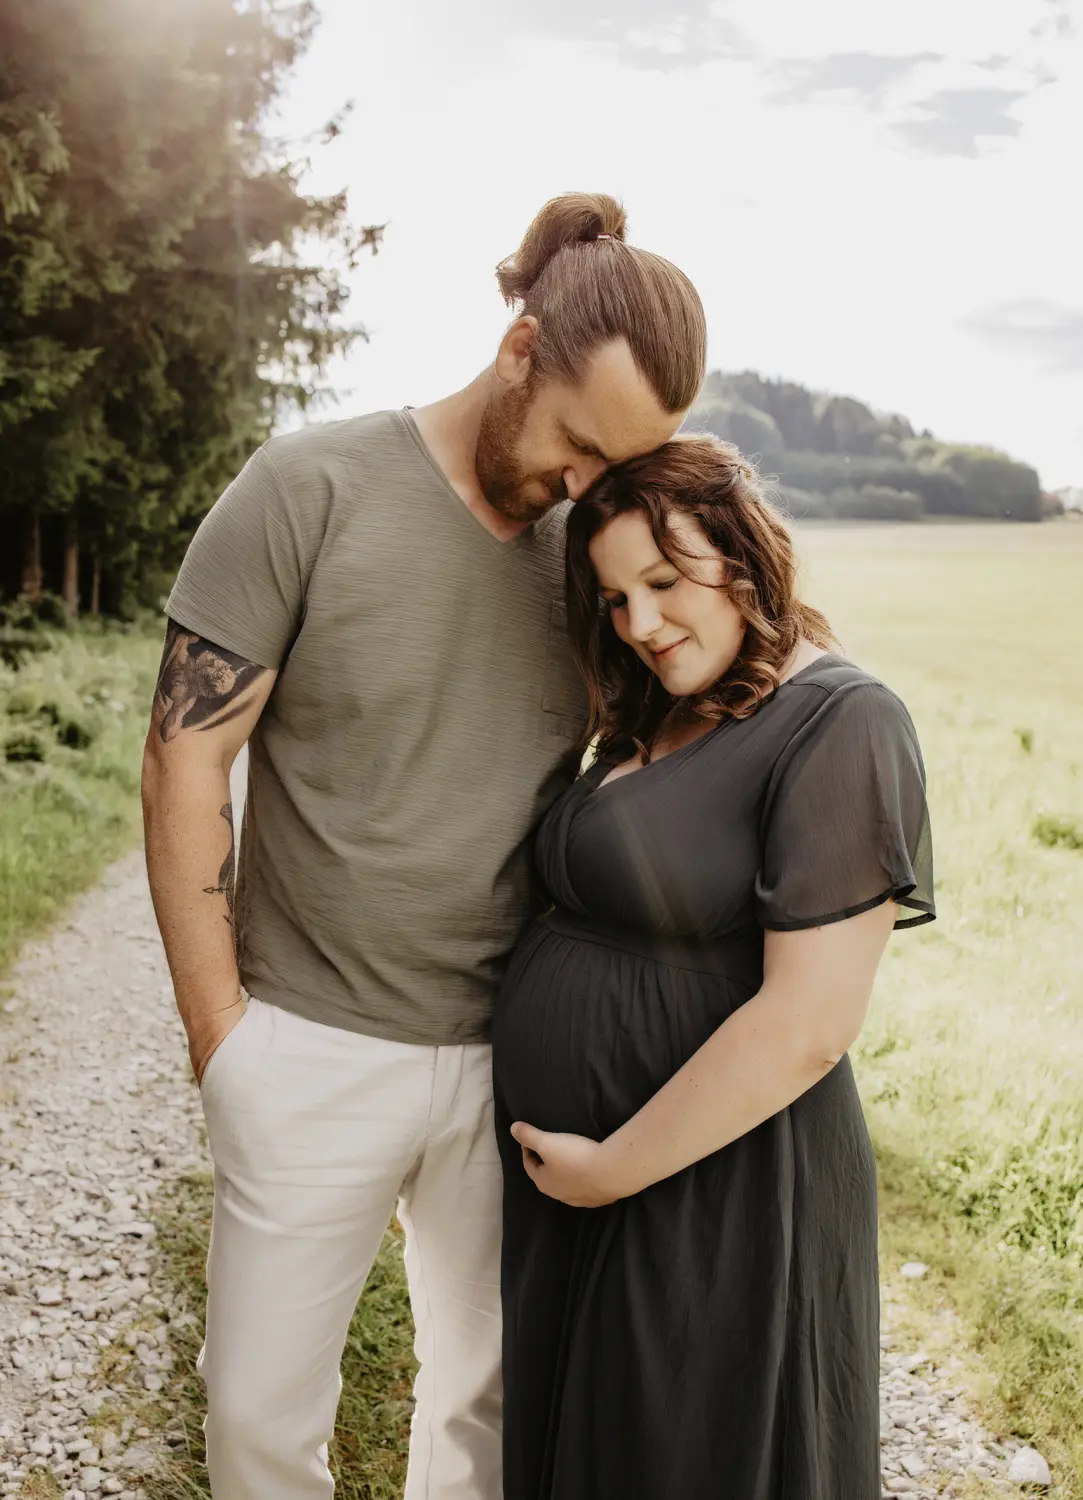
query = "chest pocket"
xmin=542 ymin=600 xmax=588 ymax=735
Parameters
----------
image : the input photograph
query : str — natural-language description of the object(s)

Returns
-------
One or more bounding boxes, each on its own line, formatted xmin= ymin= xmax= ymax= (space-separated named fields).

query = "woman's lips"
xmin=652 ymin=637 xmax=688 ymax=661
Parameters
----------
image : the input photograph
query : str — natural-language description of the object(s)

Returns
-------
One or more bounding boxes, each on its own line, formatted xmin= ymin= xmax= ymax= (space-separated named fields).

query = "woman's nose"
xmin=625 ymin=592 xmax=663 ymax=643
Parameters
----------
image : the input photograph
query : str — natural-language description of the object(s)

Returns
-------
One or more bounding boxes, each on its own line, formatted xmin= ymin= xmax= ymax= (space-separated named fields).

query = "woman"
xmin=492 ymin=436 xmax=934 ymax=1500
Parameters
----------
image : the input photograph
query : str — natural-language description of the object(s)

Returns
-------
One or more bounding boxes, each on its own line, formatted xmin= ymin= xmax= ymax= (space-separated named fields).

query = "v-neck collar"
xmin=590 ymin=652 xmax=844 ymax=795
xmin=398 ymin=408 xmax=561 ymax=557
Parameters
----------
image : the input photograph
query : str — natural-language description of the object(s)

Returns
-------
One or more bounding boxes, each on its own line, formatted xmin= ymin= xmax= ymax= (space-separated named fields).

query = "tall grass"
xmin=799 ymin=520 xmax=1083 ymax=1492
xmin=0 ymin=625 xmax=161 ymax=977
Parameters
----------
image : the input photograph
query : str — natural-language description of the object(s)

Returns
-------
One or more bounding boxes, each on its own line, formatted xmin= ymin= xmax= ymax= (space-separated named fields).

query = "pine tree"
xmin=0 ymin=0 xmax=368 ymax=613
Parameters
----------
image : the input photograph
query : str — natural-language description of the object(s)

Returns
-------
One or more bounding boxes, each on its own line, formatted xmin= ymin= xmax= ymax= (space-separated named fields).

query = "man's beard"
xmin=476 ymin=381 xmax=567 ymax=523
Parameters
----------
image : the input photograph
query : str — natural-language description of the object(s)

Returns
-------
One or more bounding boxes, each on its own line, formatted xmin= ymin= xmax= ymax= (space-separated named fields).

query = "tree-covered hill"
xmin=687 ymin=372 xmax=1046 ymax=522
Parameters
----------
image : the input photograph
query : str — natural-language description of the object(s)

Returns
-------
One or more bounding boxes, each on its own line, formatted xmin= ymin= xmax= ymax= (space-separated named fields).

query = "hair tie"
xmin=595 ymin=233 xmax=615 ymax=241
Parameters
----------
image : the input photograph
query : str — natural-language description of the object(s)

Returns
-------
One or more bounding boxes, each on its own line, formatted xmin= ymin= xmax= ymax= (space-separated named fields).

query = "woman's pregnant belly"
xmin=492 ymin=921 xmax=759 ymax=1140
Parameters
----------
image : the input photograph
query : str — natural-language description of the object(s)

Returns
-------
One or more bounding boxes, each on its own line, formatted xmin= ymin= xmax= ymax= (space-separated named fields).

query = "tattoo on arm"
xmin=202 ymin=803 xmax=237 ymax=940
xmin=153 ymin=620 xmax=269 ymax=744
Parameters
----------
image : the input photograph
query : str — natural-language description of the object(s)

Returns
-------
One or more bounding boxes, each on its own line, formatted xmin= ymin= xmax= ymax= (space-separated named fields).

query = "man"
xmin=142 ymin=190 xmax=706 ymax=1499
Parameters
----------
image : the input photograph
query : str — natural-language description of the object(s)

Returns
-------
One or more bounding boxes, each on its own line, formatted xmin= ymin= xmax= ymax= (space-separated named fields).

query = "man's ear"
xmin=495 ymin=315 xmax=539 ymax=388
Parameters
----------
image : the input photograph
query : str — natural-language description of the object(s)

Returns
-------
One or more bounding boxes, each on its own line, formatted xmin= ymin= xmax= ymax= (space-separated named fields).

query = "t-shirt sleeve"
xmin=165 ymin=445 xmax=304 ymax=670
xmin=755 ymin=682 xmax=935 ymax=932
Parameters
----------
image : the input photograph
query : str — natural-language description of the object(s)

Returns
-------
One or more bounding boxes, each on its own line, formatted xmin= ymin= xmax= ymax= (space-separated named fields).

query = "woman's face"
xmin=590 ymin=510 xmax=747 ymax=697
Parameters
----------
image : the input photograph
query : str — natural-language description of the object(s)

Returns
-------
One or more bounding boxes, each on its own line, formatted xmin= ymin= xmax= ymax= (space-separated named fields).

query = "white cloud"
xmin=277 ymin=0 xmax=1083 ymax=487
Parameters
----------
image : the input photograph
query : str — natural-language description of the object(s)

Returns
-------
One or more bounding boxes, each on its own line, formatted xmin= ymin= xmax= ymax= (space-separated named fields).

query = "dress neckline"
xmin=590 ymin=652 xmax=843 ymax=796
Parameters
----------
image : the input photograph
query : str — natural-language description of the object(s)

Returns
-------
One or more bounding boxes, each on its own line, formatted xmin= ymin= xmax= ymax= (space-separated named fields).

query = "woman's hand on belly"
xmin=510 ymin=1121 xmax=626 ymax=1208
xmin=511 ymin=902 xmax=899 ymax=1205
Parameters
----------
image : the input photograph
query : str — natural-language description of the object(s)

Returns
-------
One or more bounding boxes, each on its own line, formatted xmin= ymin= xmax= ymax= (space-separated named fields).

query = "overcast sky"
xmin=277 ymin=0 xmax=1083 ymax=488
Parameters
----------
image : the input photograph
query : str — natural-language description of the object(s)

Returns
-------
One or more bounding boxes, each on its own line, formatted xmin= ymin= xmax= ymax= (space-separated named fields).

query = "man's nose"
xmin=562 ymin=457 xmax=608 ymax=502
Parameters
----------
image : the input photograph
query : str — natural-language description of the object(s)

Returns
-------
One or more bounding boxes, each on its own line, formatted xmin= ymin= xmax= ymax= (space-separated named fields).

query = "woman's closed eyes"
xmin=601 ymin=577 xmax=680 ymax=611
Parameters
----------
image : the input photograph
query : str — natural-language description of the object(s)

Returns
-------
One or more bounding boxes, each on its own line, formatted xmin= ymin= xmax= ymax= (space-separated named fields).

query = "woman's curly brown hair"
xmin=565 ymin=434 xmax=835 ymax=761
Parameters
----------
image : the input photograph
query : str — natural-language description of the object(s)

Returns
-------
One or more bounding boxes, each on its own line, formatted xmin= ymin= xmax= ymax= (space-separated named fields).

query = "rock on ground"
xmin=0 ymin=847 xmax=1054 ymax=1498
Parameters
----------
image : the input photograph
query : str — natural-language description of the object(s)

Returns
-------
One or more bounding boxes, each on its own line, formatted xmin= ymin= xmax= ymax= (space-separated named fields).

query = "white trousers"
xmin=197 ymin=996 xmax=503 ymax=1500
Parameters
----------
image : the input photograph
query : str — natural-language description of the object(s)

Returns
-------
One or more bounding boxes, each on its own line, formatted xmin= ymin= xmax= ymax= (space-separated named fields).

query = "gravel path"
xmin=0 ymin=852 xmax=1052 ymax=1498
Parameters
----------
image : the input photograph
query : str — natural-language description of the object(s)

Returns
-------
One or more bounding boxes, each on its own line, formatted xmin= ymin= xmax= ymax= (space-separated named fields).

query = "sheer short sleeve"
xmin=756 ymin=681 xmax=934 ymax=932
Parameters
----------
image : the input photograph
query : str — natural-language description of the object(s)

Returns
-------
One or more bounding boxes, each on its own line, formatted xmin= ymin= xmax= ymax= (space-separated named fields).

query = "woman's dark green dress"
xmin=492 ymin=656 xmax=935 ymax=1500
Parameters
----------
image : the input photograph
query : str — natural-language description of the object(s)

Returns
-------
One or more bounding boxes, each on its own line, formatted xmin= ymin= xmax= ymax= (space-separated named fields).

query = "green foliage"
xmin=1033 ymin=815 xmax=1083 ymax=852
xmin=934 ymin=446 xmax=1043 ymax=521
xmin=688 ymin=372 xmax=1044 ymax=523
xmin=0 ymin=0 xmax=368 ymax=612
xmin=831 ymin=485 xmax=924 ymax=521
xmin=815 ymin=394 xmax=887 ymax=456
xmin=2 ymin=671 xmax=102 ymax=752
xmin=687 ymin=396 xmax=784 ymax=467
xmin=775 ymin=486 xmax=832 ymax=520
xmin=0 ymin=623 xmax=160 ymax=974
xmin=774 ymin=482 xmax=924 ymax=522
xmin=928 ymin=1138 xmax=1083 ymax=1260
xmin=703 ymin=370 xmax=822 ymax=451
xmin=2 ymin=725 xmax=51 ymax=763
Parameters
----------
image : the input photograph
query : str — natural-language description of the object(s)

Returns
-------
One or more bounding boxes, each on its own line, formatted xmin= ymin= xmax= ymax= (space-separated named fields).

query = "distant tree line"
xmin=1 ymin=0 xmax=369 ymax=619
xmin=687 ymin=372 xmax=1049 ymax=522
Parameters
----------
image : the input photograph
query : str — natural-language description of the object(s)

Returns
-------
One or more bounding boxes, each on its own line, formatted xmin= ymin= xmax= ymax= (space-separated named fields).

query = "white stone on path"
xmin=1008 ymin=1445 xmax=1052 ymax=1486
xmin=900 ymin=1261 xmax=929 ymax=1279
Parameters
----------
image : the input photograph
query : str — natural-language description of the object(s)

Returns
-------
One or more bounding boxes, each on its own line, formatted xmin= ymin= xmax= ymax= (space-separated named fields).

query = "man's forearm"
xmin=140 ymin=619 xmax=276 ymax=1078
xmin=141 ymin=618 xmax=275 ymax=1075
xmin=142 ymin=744 xmax=243 ymax=1046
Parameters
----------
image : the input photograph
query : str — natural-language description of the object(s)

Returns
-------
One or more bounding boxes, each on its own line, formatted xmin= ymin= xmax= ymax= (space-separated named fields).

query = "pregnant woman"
xmin=492 ymin=436 xmax=935 ymax=1500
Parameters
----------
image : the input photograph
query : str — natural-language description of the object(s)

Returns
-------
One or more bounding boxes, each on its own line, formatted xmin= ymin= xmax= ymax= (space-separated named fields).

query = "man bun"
xmin=496 ymin=192 xmax=628 ymax=305
xmin=490 ymin=191 xmax=705 ymax=414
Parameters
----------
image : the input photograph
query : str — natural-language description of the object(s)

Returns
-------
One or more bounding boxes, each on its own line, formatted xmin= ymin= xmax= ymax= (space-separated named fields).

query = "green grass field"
xmin=0 ymin=626 xmax=161 ymax=982
xmin=799 ymin=520 xmax=1083 ymax=1495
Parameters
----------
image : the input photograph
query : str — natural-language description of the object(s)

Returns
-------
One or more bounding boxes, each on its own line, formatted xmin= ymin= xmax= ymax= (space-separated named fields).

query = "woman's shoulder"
xmin=773 ymin=653 xmax=922 ymax=769
xmin=784 ymin=652 xmax=911 ymax=717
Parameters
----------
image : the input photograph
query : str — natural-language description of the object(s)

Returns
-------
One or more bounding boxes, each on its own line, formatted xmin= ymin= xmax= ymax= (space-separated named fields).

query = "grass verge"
xmin=144 ymin=1173 xmax=415 ymax=1499
xmin=801 ymin=522 xmax=1083 ymax=1497
xmin=879 ymin=1150 xmax=1082 ymax=1497
xmin=141 ymin=1161 xmax=1081 ymax=1500
xmin=0 ymin=624 xmax=160 ymax=979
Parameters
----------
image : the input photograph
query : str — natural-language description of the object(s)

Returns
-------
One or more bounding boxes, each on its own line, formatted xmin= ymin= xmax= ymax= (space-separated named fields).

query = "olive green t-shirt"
xmin=166 ymin=409 xmax=587 ymax=1044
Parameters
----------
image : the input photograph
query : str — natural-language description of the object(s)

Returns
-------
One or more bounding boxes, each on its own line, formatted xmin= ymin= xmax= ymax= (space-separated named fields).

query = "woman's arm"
xmin=511 ymin=900 xmax=897 ymax=1207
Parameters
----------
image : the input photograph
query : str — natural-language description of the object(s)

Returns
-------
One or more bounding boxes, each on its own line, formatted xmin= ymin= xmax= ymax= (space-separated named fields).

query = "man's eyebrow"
xmin=563 ymin=423 xmax=612 ymax=464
